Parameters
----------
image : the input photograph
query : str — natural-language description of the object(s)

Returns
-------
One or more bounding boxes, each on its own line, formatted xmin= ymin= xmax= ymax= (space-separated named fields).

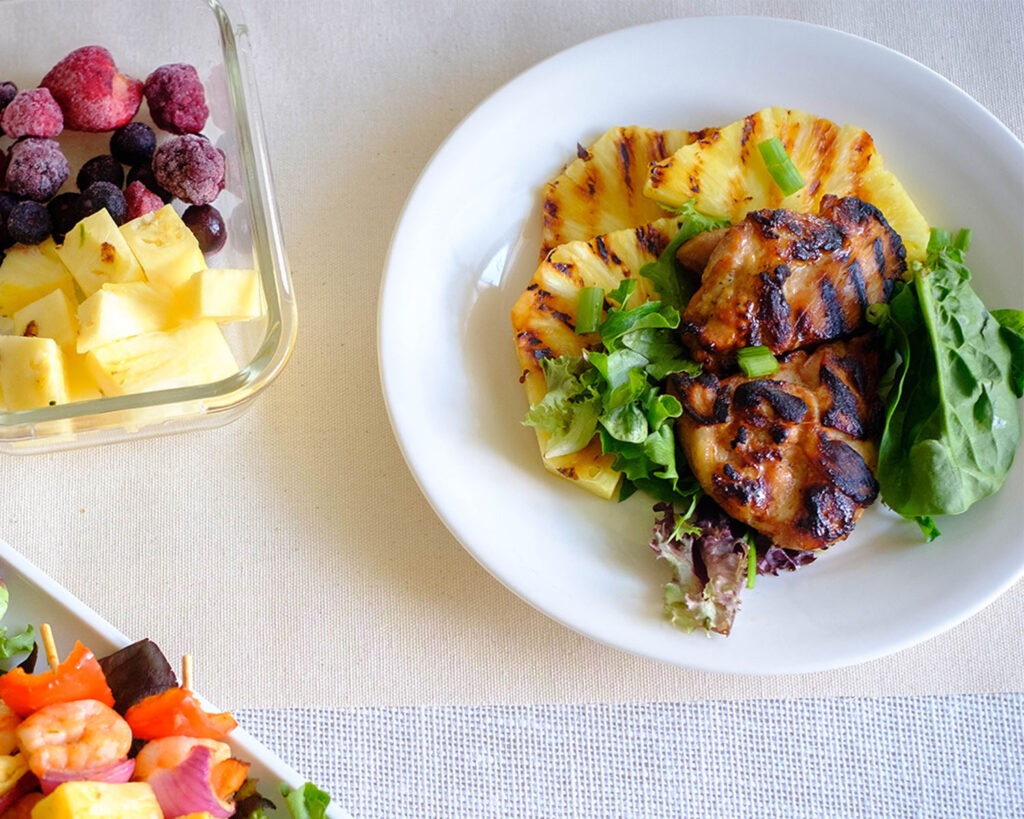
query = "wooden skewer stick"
xmin=40 ymin=623 xmax=59 ymax=671
xmin=181 ymin=654 xmax=193 ymax=691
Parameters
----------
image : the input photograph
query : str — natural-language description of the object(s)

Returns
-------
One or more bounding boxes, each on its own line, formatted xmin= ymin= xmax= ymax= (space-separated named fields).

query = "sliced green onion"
xmin=757 ymin=137 xmax=805 ymax=196
xmin=745 ymin=533 xmax=757 ymax=589
xmin=737 ymin=345 xmax=779 ymax=378
xmin=575 ymin=286 xmax=604 ymax=334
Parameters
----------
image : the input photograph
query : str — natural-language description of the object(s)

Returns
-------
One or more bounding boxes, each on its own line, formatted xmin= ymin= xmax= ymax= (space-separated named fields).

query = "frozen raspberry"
xmin=110 ymin=122 xmax=156 ymax=165
xmin=6 ymin=200 xmax=52 ymax=245
xmin=1 ymin=88 xmax=63 ymax=139
xmin=127 ymin=164 xmax=173 ymax=204
xmin=5 ymin=138 xmax=70 ymax=201
xmin=78 ymin=180 xmax=126 ymax=224
xmin=123 ymin=180 xmax=164 ymax=221
xmin=41 ymin=46 xmax=142 ymax=132
xmin=182 ymin=204 xmax=227 ymax=254
xmin=152 ymin=134 xmax=225 ymax=205
xmin=77 ymin=154 xmax=124 ymax=190
xmin=47 ymin=192 xmax=81 ymax=243
xmin=144 ymin=63 xmax=208 ymax=135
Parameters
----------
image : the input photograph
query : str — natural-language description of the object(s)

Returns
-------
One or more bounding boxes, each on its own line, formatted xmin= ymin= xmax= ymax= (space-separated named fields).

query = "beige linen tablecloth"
xmin=4 ymin=0 xmax=1021 ymax=719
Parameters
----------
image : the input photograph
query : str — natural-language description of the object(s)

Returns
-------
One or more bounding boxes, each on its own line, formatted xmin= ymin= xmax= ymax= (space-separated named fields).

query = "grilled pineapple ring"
xmin=514 ymin=108 xmax=930 ymax=500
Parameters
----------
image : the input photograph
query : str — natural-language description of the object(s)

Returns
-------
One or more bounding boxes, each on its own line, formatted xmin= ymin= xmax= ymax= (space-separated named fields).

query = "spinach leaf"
xmin=870 ymin=231 xmax=1022 ymax=520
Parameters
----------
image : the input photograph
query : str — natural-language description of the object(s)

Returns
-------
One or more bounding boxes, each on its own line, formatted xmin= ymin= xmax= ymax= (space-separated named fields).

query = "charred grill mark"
xmin=756 ymin=265 xmax=793 ymax=347
xmin=740 ymin=116 xmax=755 ymax=146
xmin=594 ymin=235 xmax=610 ymax=264
xmin=816 ymin=434 xmax=878 ymax=504
xmin=733 ymin=380 xmax=809 ymax=423
xmin=847 ymin=259 xmax=868 ymax=311
xmin=769 ymin=424 xmax=789 ymax=444
xmin=576 ymin=143 xmax=590 ymax=160
xmin=552 ymin=310 xmax=575 ymax=329
xmin=819 ymin=278 xmax=847 ymax=337
xmin=516 ymin=330 xmax=553 ymax=361
xmin=731 ymin=426 xmax=748 ymax=447
xmin=617 ymin=136 xmax=634 ymax=194
xmin=820 ymin=365 xmax=864 ymax=438
xmin=713 ymin=465 xmax=761 ymax=505
xmin=526 ymin=282 xmax=539 ymax=291
xmin=799 ymin=483 xmax=857 ymax=542
xmin=713 ymin=384 xmax=733 ymax=424
xmin=634 ymin=223 xmax=669 ymax=258
xmin=873 ymin=236 xmax=886 ymax=277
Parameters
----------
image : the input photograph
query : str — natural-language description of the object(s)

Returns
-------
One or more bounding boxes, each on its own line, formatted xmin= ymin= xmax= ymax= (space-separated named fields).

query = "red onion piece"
xmin=39 ymin=757 xmax=135 ymax=795
xmin=0 ymin=769 xmax=38 ymax=812
xmin=145 ymin=745 xmax=233 ymax=818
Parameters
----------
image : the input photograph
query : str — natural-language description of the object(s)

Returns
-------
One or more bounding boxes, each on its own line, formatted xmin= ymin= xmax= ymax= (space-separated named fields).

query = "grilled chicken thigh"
xmin=679 ymin=195 xmax=906 ymax=369
xmin=667 ymin=336 xmax=882 ymax=551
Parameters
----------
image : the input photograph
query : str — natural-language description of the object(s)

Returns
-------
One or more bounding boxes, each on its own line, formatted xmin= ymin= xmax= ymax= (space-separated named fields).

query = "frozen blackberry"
xmin=5 ymin=138 xmax=70 ymax=201
xmin=152 ymin=134 xmax=225 ymax=205
xmin=77 ymin=154 xmax=124 ymax=190
xmin=110 ymin=122 xmax=156 ymax=165
xmin=123 ymin=180 xmax=164 ymax=221
xmin=144 ymin=63 xmax=208 ymax=135
xmin=47 ymin=191 xmax=82 ymax=243
xmin=182 ymin=204 xmax=227 ymax=254
xmin=77 ymin=181 xmax=127 ymax=225
xmin=1 ymin=88 xmax=63 ymax=139
xmin=6 ymin=200 xmax=52 ymax=245
xmin=127 ymin=164 xmax=173 ymax=204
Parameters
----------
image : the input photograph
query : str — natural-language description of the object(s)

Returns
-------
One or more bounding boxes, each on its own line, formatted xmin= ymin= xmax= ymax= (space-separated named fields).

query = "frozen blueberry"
xmin=144 ymin=63 xmax=208 ymax=134
xmin=123 ymin=180 xmax=164 ymax=221
xmin=77 ymin=180 xmax=126 ymax=225
xmin=110 ymin=122 xmax=156 ymax=165
xmin=152 ymin=134 xmax=225 ymax=205
xmin=47 ymin=191 xmax=82 ymax=243
xmin=77 ymin=154 xmax=124 ymax=190
xmin=6 ymin=200 xmax=52 ymax=245
xmin=0 ymin=82 xmax=16 ymax=113
xmin=127 ymin=164 xmax=173 ymax=204
xmin=1 ymin=88 xmax=63 ymax=139
xmin=5 ymin=138 xmax=70 ymax=201
xmin=0 ymin=192 xmax=18 ymax=222
xmin=182 ymin=203 xmax=227 ymax=254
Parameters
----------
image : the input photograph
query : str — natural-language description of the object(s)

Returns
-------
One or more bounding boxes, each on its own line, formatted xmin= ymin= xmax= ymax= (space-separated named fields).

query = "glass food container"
xmin=0 ymin=0 xmax=296 ymax=452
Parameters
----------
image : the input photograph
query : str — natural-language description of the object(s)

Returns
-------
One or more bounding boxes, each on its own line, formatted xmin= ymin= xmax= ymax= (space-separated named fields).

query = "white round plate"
xmin=378 ymin=17 xmax=1024 ymax=673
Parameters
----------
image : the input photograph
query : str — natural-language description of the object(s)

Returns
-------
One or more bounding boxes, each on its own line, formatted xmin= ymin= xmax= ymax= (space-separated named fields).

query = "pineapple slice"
xmin=12 ymin=288 xmax=77 ymax=349
xmin=56 ymin=208 xmax=145 ymax=297
xmin=0 ymin=241 xmax=76 ymax=317
xmin=77 ymin=282 xmax=173 ymax=354
xmin=178 ymin=268 xmax=264 ymax=322
xmin=540 ymin=126 xmax=694 ymax=258
xmin=31 ymin=780 xmax=162 ymax=818
xmin=120 ymin=204 xmax=207 ymax=291
xmin=86 ymin=319 xmax=238 ymax=396
xmin=512 ymin=216 xmax=680 ymax=498
xmin=644 ymin=106 xmax=930 ymax=260
xmin=0 ymin=335 xmax=68 ymax=410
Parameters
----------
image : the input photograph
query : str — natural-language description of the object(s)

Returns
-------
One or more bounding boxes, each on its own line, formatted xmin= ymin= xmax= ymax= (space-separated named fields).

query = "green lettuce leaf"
xmin=280 ymin=782 xmax=331 ymax=819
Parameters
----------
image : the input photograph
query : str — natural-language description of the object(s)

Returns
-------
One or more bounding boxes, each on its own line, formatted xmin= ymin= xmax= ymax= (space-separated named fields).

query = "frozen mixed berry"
xmin=47 ymin=191 xmax=81 ymax=242
xmin=110 ymin=122 xmax=156 ymax=165
xmin=41 ymin=46 xmax=142 ymax=132
xmin=0 ymin=82 xmax=16 ymax=113
xmin=6 ymin=200 xmax=52 ymax=245
xmin=0 ymin=147 xmax=7 ymax=183
xmin=5 ymin=138 xmax=70 ymax=201
xmin=1 ymin=88 xmax=63 ymax=139
xmin=77 ymin=180 xmax=126 ymax=224
xmin=77 ymin=154 xmax=124 ymax=190
xmin=182 ymin=203 xmax=227 ymax=254
xmin=144 ymin=63 xmax=208 ymax=135
xmin=127 ymin=164 xmax=173 ymax=204
xmin=0 ymin=193 xmax=18 ymax=250
xmin=123 ymin=180 xmax=164 ymax=221
xmin=152 ymin=134 xmax=225 ymax=205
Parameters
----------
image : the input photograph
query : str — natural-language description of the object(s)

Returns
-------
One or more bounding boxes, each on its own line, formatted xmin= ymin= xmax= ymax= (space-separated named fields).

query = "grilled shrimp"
xmin=15 ymin=699 xmax=131 ymax=778
xmin=132 ymin=735 xmax=232 ymax=780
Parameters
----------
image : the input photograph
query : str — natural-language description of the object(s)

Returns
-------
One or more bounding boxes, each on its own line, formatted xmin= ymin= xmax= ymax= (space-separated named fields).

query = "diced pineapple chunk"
xmin=0 ymin=335 xmax=68 ymax=410
xmin=63 ymin=351 xmax=104 ymax=403
xmin=86 ymin=319 xmax=239 ymax=396
xmin=0 ymin=241 xmax=76 ymax=317
xmin=77 ymin=282 xmax=173 ymax=354
xmin=0 ymin=754 xmax=28 ymax=796
xmin=13 ymin=288 xmax=78 ymax=349
xmin=179 ymin=268 xmax=264 ymax=322
xmin=30 ymin=780 xmax=162 ymax=818
xmin=120 ymin=204 xmax=207 ymax=292
xmin=56 ymin=209 xmax=145 ymax=297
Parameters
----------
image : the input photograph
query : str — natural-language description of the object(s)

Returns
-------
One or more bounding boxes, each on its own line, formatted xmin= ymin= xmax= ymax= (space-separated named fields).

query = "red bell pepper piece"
xmin=0 ymin=641 xmax=114 ymax=718
xmin=125 ymin=687 xmax=237 ymax=740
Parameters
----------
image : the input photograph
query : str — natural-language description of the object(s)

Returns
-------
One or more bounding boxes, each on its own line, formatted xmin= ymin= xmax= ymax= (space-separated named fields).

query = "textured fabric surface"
xmin=2 ymin=1 xmax=1021 ymax=710
xmin=240 ymin=694 xmax=1024 ymax=818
